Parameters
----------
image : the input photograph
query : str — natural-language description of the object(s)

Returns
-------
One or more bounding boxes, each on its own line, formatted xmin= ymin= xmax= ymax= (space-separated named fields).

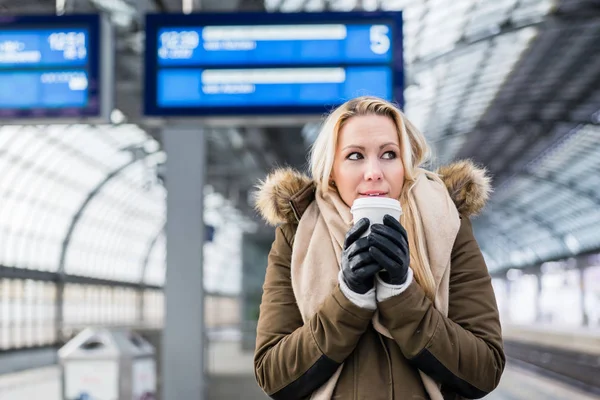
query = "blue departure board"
xmin=0 ymin=14 xmax=109 ymax=121
xmin=144 ymin=12 xmax=404 ymax=117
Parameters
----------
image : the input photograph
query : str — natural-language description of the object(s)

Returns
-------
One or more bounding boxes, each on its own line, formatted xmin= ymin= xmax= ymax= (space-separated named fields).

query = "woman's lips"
xmin=358 ymin=191 xmax=388 ymax=197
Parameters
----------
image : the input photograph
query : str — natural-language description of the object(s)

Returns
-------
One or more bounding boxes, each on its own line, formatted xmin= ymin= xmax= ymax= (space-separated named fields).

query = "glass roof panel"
xmin=511 ymin=0 xmax=555 ymax=24
xmin=0 ymin=125 xmax=165 ymax=284
xmin=477 ymin=121 xmax=600 ymax=271
xmin=65 ymin=161 xmax=166 ymax=282
xmin=463 ymin=0 xmax=517 ymax=39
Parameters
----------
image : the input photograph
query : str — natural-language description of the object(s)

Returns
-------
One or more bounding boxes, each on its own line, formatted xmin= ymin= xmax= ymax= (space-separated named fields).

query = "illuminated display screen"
xmin=0 ymin=15 xmax=103 ymax=120
xmin=144 ymin=12 xmax=404 ymax=117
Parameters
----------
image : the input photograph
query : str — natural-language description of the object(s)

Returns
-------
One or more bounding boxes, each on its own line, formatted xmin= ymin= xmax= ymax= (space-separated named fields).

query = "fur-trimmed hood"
xmin=255 ymin=160 xmax=491 ymax=226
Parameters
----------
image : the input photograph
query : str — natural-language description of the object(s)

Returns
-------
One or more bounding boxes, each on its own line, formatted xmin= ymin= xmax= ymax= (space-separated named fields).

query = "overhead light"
xmin=264 ymin=0 xmax=283 ymax=11
xmin=182 ymin=0 xmax=193 ymax=14
xmin=143 ymin=139 xmax=160 ymax=153
xmin=362 ymin=0 xmax=378 ymax=11
xmin=564 ymin=234 xmax=580 ymax=254
xmin=506 ymin=268 xmax=523 ymax=281
xmin=305 ymin=0 xmax=325 ymax=11
xmin=56 ymin=0 xmax=67 ymax=14
xmin=110 ymin=109 xmax=126 ymax=124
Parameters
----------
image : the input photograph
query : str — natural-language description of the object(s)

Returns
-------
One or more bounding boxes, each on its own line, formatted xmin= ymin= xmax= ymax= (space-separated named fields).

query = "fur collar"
xmin=255 ymin=159 xmax=491 ymax=226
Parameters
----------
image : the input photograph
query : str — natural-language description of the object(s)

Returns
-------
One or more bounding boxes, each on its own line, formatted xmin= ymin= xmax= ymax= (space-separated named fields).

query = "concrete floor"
xmin=0 ymin=341 xmax=597 ymax=400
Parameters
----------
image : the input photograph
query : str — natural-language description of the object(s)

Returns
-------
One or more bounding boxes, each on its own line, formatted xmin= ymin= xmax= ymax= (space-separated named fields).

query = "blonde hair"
xmin=309 ymin=96 xmax=438 ymax=300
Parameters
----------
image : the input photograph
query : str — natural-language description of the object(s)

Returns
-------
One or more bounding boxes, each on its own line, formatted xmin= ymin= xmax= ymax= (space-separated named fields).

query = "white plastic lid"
xmin=350 ymin=197 xmax=402 ymax=212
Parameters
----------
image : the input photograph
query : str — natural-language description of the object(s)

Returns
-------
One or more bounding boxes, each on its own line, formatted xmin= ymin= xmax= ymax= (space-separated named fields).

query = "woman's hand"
xmin=341 ymin=218 xmax=383 ymax=294
xmin=369 ymin=215 xmax=410 ymax=285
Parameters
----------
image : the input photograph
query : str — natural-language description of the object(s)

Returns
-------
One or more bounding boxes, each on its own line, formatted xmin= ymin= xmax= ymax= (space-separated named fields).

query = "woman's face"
xmin=331 ymin=114 xmax=405 ymax=207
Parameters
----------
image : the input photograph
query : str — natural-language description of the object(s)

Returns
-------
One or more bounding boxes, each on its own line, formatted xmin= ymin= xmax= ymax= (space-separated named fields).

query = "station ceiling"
xmin=2 ymin=0 xmax=600 ymax=276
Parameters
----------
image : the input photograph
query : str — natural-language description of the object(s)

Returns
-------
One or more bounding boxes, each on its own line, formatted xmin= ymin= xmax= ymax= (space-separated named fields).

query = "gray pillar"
xmin=55 ymin=278 xmax=65 ymax=343
xmin=163 ymin=127 xmax=206 ymax=400
xmin=534 ymin=268 xmax=542 ymax=323
xmin=579 ymin=265 xmax=589 ymax=326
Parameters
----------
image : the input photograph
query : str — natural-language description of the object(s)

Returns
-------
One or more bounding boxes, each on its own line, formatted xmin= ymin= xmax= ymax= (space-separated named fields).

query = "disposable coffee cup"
xmin=351 ymin=197 xmax=403 ymax=236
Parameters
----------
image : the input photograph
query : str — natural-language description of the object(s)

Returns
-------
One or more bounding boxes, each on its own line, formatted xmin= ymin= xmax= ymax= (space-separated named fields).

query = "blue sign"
xmin=0 ymin=71 xmax=87 ymax=108
xmin=0 ymin=15 xmax=104 ymax=120
xmin=0 ymin=29 xmax=88 ymax=67
xmin=144 ymin=12 xmax=404 ymax=117
xmin=156 ymin=24 xmax=393 ymax=66
xmin=157 ymin=67 xmax=391 ymax=107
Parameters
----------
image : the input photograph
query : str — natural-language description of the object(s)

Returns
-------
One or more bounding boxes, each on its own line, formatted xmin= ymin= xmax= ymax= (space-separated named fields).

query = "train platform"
xmin=0 ymin=337 xmax=598 ymax=400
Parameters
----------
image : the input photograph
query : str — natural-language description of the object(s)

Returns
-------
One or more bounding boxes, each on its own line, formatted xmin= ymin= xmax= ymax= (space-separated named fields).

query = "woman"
xmin=253 ymin=96 xmax=505 ymax=400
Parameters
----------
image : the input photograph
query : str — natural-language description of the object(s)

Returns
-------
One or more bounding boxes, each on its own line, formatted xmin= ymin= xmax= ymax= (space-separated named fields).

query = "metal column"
xmin=577 ymin=258 xmax=589 ymax=326
xmin=534 ymin=269 xmax=542 ymax=323
xmin=163 ymin=126 xmax=206 ymax=400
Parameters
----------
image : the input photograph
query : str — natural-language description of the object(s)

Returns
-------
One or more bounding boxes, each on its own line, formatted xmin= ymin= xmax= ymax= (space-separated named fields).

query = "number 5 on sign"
xmin=370 ymin=25 xmax=390 ymax=55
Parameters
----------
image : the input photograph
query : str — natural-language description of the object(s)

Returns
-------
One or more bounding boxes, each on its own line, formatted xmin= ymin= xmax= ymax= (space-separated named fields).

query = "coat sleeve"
xmin=377 ymin=216 xmax=506 ymax=399
xmin=254 ymin=224 xmax=375 ymax=400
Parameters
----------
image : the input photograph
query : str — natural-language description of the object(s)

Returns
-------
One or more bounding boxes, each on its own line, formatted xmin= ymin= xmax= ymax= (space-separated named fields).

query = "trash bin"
xmin=58 ymin=327 xmax=157 ymax=400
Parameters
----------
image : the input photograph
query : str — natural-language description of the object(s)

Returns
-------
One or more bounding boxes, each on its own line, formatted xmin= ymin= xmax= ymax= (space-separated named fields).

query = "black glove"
xmin=341 ymin=218 xmax=383 ymax=294
xmin=369 ymin=214 xmax=410 ymax=285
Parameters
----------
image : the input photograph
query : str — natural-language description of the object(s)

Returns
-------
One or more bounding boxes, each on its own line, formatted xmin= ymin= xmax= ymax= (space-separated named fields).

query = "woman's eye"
xmin=382 ymin=151 xmax=397 ymax=160
xmin=347 ymin=152 xmax=363 ymax=160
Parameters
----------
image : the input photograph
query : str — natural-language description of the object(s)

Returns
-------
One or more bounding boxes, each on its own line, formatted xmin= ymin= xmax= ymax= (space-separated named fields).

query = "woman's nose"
xmin=364 ymin=160 xmax=383 ymax=181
